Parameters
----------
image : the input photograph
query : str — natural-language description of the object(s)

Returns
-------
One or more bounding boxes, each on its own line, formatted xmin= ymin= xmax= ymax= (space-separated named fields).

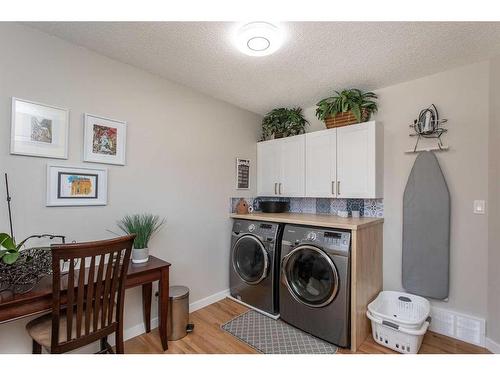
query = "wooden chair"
xmin=25 ymin=235 xmax=135 ymax=354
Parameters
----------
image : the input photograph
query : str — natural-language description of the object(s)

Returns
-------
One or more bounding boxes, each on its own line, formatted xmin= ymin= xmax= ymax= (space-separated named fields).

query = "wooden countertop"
xmin=229 ymin=212 xmax=383 ymax=230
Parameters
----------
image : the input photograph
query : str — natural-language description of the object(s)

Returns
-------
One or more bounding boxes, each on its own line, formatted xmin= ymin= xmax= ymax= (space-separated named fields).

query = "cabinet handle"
xmin=279 ymin=183 xmax=282 ymax=195
xmin=332 ymin=181 xmax=335 ymax=196
xmin=274 ymin=183 xmax=277 ymax=195
xmin=337 ymin=181 xmax=340 ymax=195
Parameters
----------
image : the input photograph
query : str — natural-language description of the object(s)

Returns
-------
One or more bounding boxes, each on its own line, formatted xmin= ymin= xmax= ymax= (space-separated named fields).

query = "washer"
xmin=280 ymin=224 xmax=351 ymax=347
xmin=230 ymin=219 xmax=282 ymax=317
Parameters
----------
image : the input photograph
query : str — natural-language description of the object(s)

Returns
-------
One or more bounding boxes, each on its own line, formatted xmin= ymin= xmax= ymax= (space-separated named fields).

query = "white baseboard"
xmin=429 ymin=306 xmax=486 ymax=347
xmin=112 ymin=288 xmax=230 ymax=345
xmin=189 ymin=289 xmax=230 ymax=313
xmin=486 ymin=337 xmax=500 ymax=354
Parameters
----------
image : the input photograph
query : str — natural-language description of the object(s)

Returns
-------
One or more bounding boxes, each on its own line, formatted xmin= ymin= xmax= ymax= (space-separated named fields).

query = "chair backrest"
xmin=49 ymin=235 xmax=135 ymax=353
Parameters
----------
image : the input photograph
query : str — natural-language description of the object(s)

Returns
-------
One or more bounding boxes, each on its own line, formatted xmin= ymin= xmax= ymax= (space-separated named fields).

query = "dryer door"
xmin=232 ymin=235 xmax=269 ymax=285
xmin=282 ymin=245 xmax=339 ymax=308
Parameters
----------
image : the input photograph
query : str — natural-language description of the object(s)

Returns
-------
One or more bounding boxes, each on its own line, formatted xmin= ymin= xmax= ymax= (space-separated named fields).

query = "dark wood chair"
xmin=25 ymin=235 xmax=135 ymax=354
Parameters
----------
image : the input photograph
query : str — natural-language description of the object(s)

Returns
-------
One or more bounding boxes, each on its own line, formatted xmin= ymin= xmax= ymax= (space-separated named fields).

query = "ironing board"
xmin=402 ymin=151 xmax=450 ymax=300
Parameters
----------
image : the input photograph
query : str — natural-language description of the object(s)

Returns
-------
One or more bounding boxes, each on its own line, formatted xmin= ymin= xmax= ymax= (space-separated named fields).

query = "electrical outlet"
xmin=473 ymin=200 xmax=486 ymax=214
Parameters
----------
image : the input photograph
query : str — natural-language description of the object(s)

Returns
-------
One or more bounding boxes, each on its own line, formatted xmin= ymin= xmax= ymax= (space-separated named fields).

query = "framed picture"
xmin=47 ymin=164 xmax=108 ymax=206
xmin=236 ymin=158 xmax=250 ymax=189
xmin=10 ymin=97 xmax=69 ymax=159
xmin=83 ymin=113 xmax=127 ymax=165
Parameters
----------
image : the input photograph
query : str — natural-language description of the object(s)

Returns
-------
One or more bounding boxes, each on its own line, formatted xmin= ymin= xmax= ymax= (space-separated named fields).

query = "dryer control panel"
xmin=283 ymin=225 xmax=351 ymax=253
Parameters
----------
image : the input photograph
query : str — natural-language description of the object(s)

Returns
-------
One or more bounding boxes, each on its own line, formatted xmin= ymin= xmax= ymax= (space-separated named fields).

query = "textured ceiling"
xmin=26 ymin=22 xmax=500 ymax=114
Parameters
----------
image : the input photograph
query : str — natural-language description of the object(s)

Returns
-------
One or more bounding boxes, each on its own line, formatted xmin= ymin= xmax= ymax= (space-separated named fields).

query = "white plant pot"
xmin=132 ymin=247 xmax=149 ymax=264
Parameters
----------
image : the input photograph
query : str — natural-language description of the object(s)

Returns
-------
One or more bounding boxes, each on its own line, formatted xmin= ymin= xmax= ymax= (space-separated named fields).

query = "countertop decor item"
xmin=117 ymin=214 xmax=166 ymax=264
xmin=10 ymin=97 xmax=69 ymax=159
xmin=261 ymin=107 xmax=309 ymax=140
xmin=316 ymin=89 xmax=378 ymax=129
xmin=83 ymin=113 xmax=127 ymax=165
xmin=235 ymin=198 xmax=250 ymax=214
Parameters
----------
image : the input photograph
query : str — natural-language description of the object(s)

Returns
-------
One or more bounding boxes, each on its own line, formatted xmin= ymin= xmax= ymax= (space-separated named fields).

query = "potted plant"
xmin=0 ymin=232 xmax=24 ymax=264
xmin=315 ymin=89 xmax=378 ymax=128
xmin=261 ymin=107 xmax=309 ymax=140
xmin=117 ymin=214 xmax=165 ymax=264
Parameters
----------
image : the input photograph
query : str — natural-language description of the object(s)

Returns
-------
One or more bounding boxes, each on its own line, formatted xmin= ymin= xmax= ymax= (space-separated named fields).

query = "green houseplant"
xmin=117 ymin=214 xmax=165 ymax=264
xmin=261 ymin=107 xmax=309 ymax=140
xmin=316 ymin=89 xmax=378 ymax=128
xmin=0 ymin=233 xmax=27 ymax=264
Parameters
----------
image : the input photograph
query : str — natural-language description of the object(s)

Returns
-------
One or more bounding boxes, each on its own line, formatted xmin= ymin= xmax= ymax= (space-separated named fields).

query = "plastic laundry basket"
xmin=367 ymin=291 xmax=431 ymax=354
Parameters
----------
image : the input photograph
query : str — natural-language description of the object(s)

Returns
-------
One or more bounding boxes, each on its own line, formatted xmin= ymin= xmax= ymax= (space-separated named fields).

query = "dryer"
xmin=230 ymin=219 xmax=282 ymax=317
xmin=280 ymin=224 xmax=351 ymax=347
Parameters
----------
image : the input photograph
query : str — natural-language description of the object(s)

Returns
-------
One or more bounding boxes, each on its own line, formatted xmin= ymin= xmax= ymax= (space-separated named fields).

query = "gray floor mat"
xmin=221 ymin=309 xmax=338 ymax=354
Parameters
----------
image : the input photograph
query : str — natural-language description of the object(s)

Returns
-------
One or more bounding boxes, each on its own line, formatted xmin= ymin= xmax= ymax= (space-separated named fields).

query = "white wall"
xmin=305 ymin=62 xmax=490 ymax=320
xmin=0 ymin=23 xmax=261 ymax=353
xmin=488 ymin=57 xmax=500 ymax=346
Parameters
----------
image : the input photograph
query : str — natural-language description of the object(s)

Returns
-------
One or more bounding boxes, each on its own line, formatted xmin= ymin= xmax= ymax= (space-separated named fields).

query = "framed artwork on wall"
xmin=10 ymin=97 xmax=69 ymax=159
xmin=47 ymin=164 xmax=108 ymax=206
xmin=83 ymin=113 xmax=127 ymax=165
xmin=236 ymin=158 xmax=250 ymax=189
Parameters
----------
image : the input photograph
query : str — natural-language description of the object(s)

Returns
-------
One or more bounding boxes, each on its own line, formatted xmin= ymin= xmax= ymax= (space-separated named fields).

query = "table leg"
xmin=142 ymin=283 xmax=152 ymax=333
xmin=158 ymin=267 xmax=169 ymax=351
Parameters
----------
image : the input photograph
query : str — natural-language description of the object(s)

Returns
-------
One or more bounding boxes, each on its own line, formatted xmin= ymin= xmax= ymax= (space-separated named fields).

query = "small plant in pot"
xmin=261 ymin=107 xmax=309 ymax=140
xmin=117 ymin=214 xmax=165 ymax=264
xmin=316 ymin=88 xmax=378 ymax=128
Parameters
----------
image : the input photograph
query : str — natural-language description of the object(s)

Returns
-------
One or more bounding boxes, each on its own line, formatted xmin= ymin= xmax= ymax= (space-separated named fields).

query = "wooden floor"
xmin=124 ymin=298 xmax=490 ymax=354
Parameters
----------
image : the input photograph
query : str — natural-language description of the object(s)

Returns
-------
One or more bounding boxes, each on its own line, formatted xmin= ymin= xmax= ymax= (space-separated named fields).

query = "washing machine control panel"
xmin=304 ymin=230 xmax=350 ymax=252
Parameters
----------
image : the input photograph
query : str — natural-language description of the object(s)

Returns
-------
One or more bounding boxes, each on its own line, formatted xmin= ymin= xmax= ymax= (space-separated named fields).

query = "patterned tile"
xmin=330 ymin=199 xmax=347 ymax=215
xmin=363 ymin=199 xmax=384 ymax=217
xmin=221 ymin=310 xmax=338 ymax=354
xmin=230 ymin=197 xmax=383 ymax=217
xmin=347 ymin=199 xmax=364 ymax=216
xmin=315 ymin=198 xmax=331 ymax=214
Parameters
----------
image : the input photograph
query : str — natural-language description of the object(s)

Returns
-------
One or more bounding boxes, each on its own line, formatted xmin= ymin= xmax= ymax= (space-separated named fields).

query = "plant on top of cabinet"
xmin=261 ymin=107 xmax=309 ymax=140
xmin=315 ymin=89 xmax=378 ymax=129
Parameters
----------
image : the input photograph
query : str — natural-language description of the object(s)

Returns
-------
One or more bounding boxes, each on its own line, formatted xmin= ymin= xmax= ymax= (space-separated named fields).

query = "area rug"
xmin=221 ymin=309 xmax=338 ymax=354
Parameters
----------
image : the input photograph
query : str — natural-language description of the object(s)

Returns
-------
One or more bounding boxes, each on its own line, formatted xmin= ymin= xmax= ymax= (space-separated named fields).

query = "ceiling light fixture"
xmin=233 ymin=22 xmax=284 ymax=57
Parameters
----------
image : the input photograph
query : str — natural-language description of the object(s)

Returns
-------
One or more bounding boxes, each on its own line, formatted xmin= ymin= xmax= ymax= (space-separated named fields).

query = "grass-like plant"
xmin=117 ymin=214 xmax=165 ymax=249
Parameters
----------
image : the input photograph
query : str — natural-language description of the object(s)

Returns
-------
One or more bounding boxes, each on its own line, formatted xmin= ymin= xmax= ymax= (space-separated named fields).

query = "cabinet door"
xmin=305 ymin=129 xmax=337 ymax=197
xmin=280 ymin=135 xmax=305 ymax=197
xmin=337 ymin=121 xmax=377 ymax=198
xmin=257 ymin=140 xmax=280 ymax=196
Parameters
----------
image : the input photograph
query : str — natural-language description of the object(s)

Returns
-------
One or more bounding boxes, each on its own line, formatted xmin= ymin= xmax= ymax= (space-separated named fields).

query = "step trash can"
xmin=167 ymin=285 xmax=190 ymax=341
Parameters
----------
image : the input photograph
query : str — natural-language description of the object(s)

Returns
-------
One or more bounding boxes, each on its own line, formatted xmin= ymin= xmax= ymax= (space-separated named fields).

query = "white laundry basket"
xmin=367 ymin=291 xmax=431 ymax=354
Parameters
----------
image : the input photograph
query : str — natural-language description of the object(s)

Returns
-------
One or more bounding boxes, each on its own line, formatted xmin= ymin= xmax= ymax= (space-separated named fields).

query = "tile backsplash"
xmin=230 ymin=197 xmax=383 ymax=218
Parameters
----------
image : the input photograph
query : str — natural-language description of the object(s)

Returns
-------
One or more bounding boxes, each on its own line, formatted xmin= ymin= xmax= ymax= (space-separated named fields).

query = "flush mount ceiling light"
xmin=233 ymin=22 xmax=284 ymax=57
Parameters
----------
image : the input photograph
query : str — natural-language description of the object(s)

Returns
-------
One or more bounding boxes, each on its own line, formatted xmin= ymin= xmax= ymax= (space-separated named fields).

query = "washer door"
xmin=232 ymin=235 xmax=269 ymax=285
xmin=282 ymin=245 xmax=339 ymax=308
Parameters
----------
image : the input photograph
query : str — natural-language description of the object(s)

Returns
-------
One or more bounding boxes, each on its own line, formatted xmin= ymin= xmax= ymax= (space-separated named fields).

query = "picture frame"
xmin=46 ymin=164 xmax=108 ymax=206
xmin=10 ymin=97 xmax=69 ymax=159
xmin=236 ymin=158 xmax=250 ymax=190
xmin=83 ymin=113 xmax=127 ymax=165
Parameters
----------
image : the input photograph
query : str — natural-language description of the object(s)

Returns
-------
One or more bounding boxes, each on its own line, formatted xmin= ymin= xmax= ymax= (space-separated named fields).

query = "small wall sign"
xmin=236 ymin=158 xmax=250 ymax=190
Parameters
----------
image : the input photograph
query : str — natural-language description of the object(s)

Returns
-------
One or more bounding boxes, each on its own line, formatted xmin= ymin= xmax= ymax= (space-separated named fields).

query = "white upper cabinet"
xmin=305 ymin=128 xmax=337 ymax=197
xmin=257 ymin=135 xmax=305 ymax=197
xmin=257 ymin=139 xmax=281 ymax=196
xmin=257 ymin=121 xmax=382 ymax=199
xmin=280 ymin=135 xmax=306 ymax=197
xmin=336 ymin=121 xmax=383 ymax=199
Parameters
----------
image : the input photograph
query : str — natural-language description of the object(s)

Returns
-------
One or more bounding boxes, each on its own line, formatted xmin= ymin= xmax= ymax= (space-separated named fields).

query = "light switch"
xmin=473 ymin=200 xmax=486 ymax=214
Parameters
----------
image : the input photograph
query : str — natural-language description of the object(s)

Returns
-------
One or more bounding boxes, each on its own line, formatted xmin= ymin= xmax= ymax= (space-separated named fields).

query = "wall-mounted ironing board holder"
xmin=405 ymin=118 xmax=449 ymax=154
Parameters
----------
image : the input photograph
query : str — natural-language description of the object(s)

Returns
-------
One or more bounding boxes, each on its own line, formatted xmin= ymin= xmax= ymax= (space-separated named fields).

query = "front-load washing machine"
xmin=229 ymin=219 xmax=283 ymax=317
xmin=280 ymin=224 xmax=351 ymax=347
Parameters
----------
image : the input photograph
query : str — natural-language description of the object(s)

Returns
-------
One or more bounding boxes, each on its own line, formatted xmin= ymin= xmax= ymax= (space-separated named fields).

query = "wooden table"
xmin=0 ymin=256 xmax=171 ymax=351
